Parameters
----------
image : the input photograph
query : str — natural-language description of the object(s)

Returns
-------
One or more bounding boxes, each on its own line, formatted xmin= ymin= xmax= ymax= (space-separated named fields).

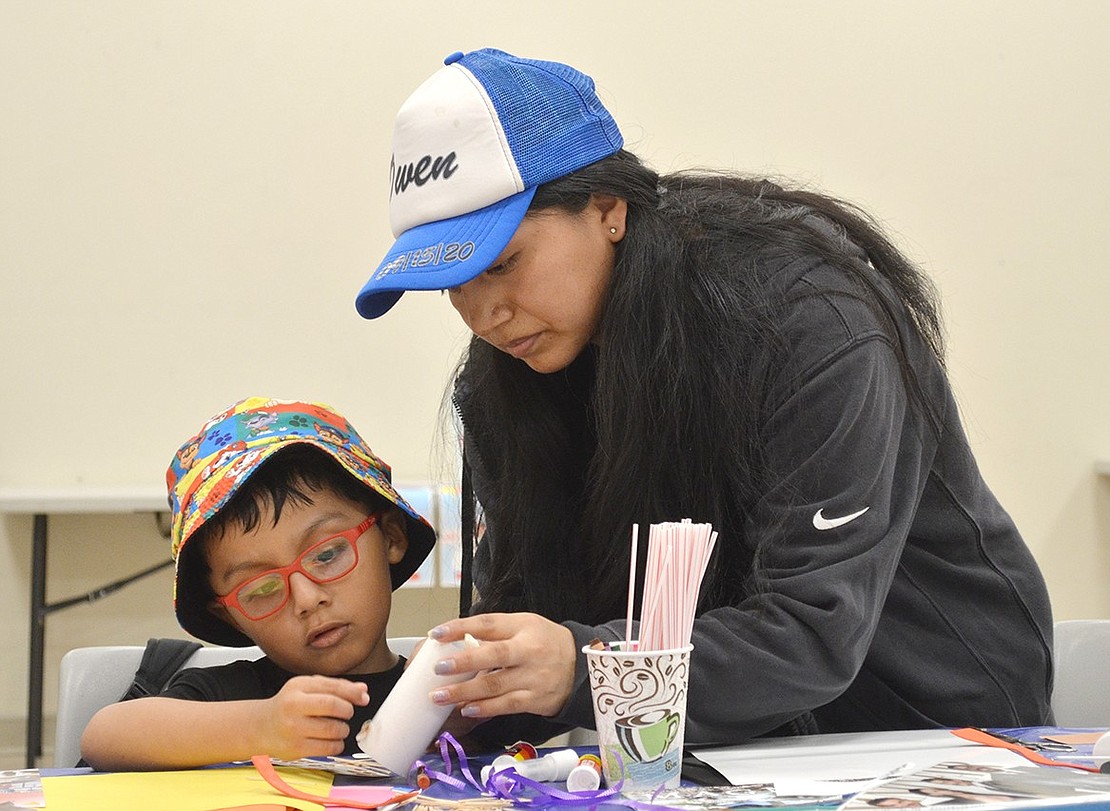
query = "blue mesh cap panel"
xmin=459 ymin=49 xmax=623 ymax=187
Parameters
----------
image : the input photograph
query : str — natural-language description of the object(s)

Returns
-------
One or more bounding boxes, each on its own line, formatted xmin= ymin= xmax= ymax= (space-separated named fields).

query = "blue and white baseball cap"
xmin=355 ymin=48 xmax=624 ymax=319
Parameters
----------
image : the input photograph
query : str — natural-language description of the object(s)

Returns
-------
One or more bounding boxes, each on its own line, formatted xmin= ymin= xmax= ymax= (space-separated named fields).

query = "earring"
xmin=609 ymin=227 xmax=618 ymax=235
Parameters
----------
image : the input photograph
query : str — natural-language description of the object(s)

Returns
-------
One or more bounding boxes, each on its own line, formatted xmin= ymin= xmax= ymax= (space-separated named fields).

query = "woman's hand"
xmin=426 ymin=612 xmax=576 ymax=720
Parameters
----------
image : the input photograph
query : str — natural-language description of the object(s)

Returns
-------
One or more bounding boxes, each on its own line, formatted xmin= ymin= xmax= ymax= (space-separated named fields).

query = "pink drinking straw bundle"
xmin=628 ymin=519 xmax=717 ymax=651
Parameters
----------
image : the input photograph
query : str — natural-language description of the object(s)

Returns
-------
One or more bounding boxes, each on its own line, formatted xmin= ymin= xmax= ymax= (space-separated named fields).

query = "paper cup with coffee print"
xmin=583 ymin=644 xmax=692 ymax=793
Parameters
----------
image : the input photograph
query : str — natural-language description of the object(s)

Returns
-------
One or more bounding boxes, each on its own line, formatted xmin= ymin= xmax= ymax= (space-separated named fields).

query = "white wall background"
xmin=2 ymin=0 xmax=1109 ymax=765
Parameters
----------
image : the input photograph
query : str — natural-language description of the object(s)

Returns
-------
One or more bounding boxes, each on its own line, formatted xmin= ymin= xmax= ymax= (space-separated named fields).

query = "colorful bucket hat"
xmin=355 ymin=48 xmax=624 ymax=319
xmin=167 ymin=397 xmax=436 ymax=646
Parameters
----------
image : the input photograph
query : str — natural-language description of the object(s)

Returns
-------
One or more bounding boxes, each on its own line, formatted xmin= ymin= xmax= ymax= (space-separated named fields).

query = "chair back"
xmin=1052 ymin=619 xmax=1110 ymax=727
xmin=53 ymin=637 xmax=423 ymax=768
xmin=388 ymin=635 xmax=422 ymax=658
xmin=54 ymin=643 xmax=263 ymax=767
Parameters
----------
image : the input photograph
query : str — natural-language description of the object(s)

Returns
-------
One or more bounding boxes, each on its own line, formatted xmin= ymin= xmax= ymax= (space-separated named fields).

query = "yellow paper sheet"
xmin=41 ymin=765 xmax=333 ymax=811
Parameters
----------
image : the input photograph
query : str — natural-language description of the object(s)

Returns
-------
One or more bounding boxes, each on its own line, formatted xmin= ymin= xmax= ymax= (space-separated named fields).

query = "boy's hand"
xmin=262 ymin=675 xmax=369 ymax=759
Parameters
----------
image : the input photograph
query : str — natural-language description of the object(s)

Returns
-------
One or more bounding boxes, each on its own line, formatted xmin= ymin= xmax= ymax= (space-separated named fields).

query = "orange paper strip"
xmin=250 ymin=756 xmax=419 ymax=809
xmin=950 ymin=727 xmax=1102 ymax=773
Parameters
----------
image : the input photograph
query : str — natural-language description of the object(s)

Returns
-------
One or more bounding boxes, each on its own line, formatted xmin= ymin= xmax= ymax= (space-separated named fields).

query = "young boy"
xmin=80 ymin=397 xmax=436 ymax=770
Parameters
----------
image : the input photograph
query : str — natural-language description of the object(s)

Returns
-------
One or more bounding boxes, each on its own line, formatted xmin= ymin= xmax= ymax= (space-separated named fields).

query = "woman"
xmin=356 ymin=48 xmax=1053 ymax=746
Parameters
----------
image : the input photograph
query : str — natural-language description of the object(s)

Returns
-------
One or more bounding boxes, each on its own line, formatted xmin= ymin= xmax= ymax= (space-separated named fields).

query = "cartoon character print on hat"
xmin=166 ymin=400 xmax=241 ymax=512
xmin=167 ymin=396 xmax=439 ymax=645
xmin=172 ymin=440 xmax=247 ymax=541
xmin=168 ymin=398 xmax=391 ymax=559
xmin=243 ymin=409 xmax=280 ymax=434
xmin=175 ymin=436 xmax=203 ymax=474
xmin=192 ymin=447 xmax=266 ymax=520
xmin=313 ymin=421 xmax=348 ymax=448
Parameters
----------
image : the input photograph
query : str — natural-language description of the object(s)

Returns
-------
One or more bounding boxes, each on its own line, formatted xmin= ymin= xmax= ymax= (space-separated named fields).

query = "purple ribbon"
xmin=410 ymin=733 xmax=686 ymax=809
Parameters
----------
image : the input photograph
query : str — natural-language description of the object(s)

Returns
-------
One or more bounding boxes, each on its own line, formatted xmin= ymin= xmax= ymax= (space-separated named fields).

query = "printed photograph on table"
xmin=843 ymin=760 xmax=1110 ymax=808
xmin=0 ymin=768 xmax=44 ymax=809
xmin=644 ymin=784 xmax=840 ymax=810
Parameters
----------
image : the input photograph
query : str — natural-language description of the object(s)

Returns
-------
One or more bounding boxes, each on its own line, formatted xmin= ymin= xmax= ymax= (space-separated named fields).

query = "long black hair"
xmin=455 ymin=150 xmax=944 ymax=624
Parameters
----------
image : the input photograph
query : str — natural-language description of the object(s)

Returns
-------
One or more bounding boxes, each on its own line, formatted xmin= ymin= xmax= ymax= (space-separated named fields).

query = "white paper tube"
xmin=357 ymin=634 xmax=480 ymax=776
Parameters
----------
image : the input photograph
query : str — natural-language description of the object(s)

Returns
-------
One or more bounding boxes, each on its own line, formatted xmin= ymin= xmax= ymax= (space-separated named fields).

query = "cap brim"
xmin=356 ymin=186 xmax=537 ymax=319
xmin=391 ymin=512 xmax=436 ymax=590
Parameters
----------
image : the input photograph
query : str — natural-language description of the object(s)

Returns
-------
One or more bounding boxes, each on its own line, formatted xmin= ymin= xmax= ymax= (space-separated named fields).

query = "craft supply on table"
xmin=480 ymin=748 xmax=579 ymax=784
xmin=565 ymin=753 xmax=603 ymax=792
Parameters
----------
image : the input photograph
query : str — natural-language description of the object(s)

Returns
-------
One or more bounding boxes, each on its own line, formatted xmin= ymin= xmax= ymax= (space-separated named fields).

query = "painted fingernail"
xmin=429 ymin=625 xmax=448 ymax=639
xmin=434 ymin=659 xmax=455 ymax=676
xmin=431 ymin=690 xmax=450 ymax=704
xmin=461 ymin=704 xmax=481 ymax=718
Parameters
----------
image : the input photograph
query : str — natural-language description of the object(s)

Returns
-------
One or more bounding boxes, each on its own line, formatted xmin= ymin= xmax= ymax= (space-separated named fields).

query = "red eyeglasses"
xmin=215 ymin=514 xmax=379 ymax=621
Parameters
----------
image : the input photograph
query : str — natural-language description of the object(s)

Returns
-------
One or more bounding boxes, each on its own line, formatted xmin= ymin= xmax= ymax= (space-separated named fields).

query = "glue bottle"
xmin=481 ymin=748 xmax=580 ymax=784
xmin=565 ymin=753 xmax=603 ymax=792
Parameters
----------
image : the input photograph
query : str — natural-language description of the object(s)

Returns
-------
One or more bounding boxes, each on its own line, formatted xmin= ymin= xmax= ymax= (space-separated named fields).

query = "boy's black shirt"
xmin=160 ymin=654 xmax=405 ymax=756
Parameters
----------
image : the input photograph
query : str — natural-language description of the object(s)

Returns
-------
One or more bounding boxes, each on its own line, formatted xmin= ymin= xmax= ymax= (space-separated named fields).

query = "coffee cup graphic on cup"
xmin=614 ymin=709 xmax=681 ymax=762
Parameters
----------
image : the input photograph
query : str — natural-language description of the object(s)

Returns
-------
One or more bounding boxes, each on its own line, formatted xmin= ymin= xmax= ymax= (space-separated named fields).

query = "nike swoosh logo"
xmin=812 ymin=506 xmax=870 ymax=531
